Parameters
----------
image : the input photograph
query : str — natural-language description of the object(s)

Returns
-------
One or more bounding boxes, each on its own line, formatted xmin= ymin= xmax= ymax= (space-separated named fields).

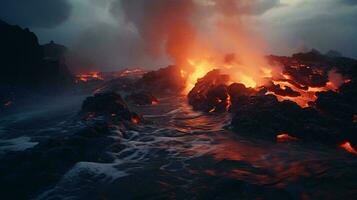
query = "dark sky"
xmin=0 ymin=0 xmax=356 ymax=71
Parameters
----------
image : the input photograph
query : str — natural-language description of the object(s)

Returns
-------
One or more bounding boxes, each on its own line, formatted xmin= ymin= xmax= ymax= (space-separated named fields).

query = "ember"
xmin=276 ymin=134 xmax=298 ymax=142
xmin=131 ymin=116 xmax=140 ymax=124
xmin=340 ymin=142 xmax=357 ymax=155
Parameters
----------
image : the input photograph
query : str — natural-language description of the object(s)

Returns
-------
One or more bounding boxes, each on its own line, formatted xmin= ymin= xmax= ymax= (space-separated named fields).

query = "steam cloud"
xmin=116 ymin=0 xmax=281 ymax=86
xmin=70 ymin=0 xmax=281 ymax=75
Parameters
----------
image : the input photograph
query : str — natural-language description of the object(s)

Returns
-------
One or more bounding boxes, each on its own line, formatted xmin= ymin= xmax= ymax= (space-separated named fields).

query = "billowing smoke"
xmin=117 ymin=0 xmax=281 ymax=90
xmin=118 ymin=0 xmax=196 ymax=67
xmin=328 ymin=69 xmax=345 ymax=89
xmin=69 ymin=0 xmax=281 ymax=86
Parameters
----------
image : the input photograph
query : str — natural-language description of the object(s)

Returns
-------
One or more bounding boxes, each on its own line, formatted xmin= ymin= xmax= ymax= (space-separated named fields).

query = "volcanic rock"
xmin=267 ymin=83 xmax=301 ymax=97
xmin=188 ymin=70 xmax=231 ymax=112
xmin=230 ymin=92 xmax=357 ymax=146
xmin=0 ymin=20 xmax=73 ymax=87
xmin=126 ymin=92 xmax=158 ymax=105
xmin=325 ymin=50 xmax=343 ymax=58
xmin=0 ymin=122 xmax=116 ymax=199
xmin=314 ymin=80 xmax=357 ymax=145
xmin=136 ymin=65 xmax=186 ymax=95
xmin=292 ymin=49 xmax=326 ymax=63
xmin=80 ymin=92 xmax=140 ymax=121
xmin=283 ymin=65 xmax=328 ymax=88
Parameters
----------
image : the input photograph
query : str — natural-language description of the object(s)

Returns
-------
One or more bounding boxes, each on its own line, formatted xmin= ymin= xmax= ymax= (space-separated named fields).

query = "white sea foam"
xmin=36 ymin=161 xmax=128 ymax=200
xmin=0 ymin=136 xmax=38 ymax=152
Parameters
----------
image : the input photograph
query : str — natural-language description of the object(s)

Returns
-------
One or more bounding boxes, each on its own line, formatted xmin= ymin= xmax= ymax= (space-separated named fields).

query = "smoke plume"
xmin=117 ymin=0 xmax=280 ymax=88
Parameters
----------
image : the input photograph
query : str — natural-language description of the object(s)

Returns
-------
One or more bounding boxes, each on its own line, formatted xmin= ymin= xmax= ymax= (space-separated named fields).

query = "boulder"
xmin=136 ymin=65 xmax=186 ymax=95
xmin=188 ymin=70 xmax=230 ymax=112
xmin=230 ymin=93 xmax=356 ymax=146
xmin=126 ymin=92 xmax=158 ymax=105
xmin=80 ymin=92 xmax=140 ymax=122
xmin=0 ymin=20 xmax=73 ymax=88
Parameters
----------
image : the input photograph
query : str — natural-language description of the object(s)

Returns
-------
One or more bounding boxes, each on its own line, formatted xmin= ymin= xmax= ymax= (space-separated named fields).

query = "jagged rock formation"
xmin=0 ymin=20 xmax=73 ymax=87
xmin=126 ymin=92 xmax=158 ymax=105
xmin=80 ymin=92 xmax=141 ymax=122
xmin=136 ymin=65 xmax=186 ymax=95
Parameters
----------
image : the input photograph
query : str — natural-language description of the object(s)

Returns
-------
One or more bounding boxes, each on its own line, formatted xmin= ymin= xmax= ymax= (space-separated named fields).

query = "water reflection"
xmin=133 ymin=95 xmax=357 ymax=199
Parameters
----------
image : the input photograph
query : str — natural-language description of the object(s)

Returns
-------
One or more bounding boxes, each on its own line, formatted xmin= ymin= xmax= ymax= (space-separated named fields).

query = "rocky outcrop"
xmin=230 ymin=80 xmax=357 ymax=147
xmin=80 ymin=92 xmax=141 ymax=122
xmin=230 ymin=95 xmax=335 ymax=142
xmin=126 ymin=92 xmax=158 ymax=105
xmin=136 ymin=65 xmax=186 ymax=95
xmin=188 ymin=70 xmax=257 ymax=113
xmin=0 ymin=20 xmax=73 ymax=87
xmin=188 ymin=70 xmax=230 ymax=112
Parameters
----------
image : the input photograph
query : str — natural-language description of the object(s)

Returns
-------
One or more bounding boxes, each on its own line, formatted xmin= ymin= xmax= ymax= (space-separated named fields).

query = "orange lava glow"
xmin=152 ymin=100 xmax=159 ymax=105
xmin=276 ymin=133 xmax=298 ymax=142
xmin=76 ymin=72 xmax=103 ymax=83
xmin=226 ymin=94 xmax=231 ymax=111
xmin=183 ymin=59 xmax=215 ymax=94
xmin=340 ymin=141 xmax=357 ymax=155
xmin=131 ymin=116 xmax=140 ymax=124
xmin=181 ymin=57 xmax=269 ymax=95
xmin=266 ymin=70 xmax=346 ymax=108
xmin=209 ymin=107 xmax=216 ymax=113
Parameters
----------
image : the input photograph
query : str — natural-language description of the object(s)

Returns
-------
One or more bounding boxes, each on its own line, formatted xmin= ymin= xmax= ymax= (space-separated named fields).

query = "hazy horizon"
xmin=1 ymin=0 xmax=356 ymax=71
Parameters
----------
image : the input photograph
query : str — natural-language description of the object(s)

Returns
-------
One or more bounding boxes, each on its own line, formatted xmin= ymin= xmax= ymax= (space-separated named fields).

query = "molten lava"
xmin=183 ymin=59 xmax=215 ymax=94
xmin=76 ymin=72 xmax=103 ymax=83
xmin=276 ymin=134 xmax=298 ymax=142
xmin=131 ymin=116 xmax=140 ymax=124
xmin=182 ymin=57 xmax=265 ymax=95
xmin=152 ymin=99 xmax=159 ymax=105
xmin=340 ymin=141 xmax=357 ymax=155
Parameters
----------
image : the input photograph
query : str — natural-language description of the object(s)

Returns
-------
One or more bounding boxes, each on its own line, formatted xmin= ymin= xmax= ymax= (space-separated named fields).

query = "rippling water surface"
xmin=1 ymin=95 xmax=357 ymax=200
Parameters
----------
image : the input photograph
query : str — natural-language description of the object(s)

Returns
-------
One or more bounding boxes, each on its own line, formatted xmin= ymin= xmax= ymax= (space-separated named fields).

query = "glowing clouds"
xmin=120 ymin=0 xmax=279 ymax=92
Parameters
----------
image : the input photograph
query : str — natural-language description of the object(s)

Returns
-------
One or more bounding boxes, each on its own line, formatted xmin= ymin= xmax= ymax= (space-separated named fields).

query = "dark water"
xmin=1 ymin=95 xmax=357 ymax=199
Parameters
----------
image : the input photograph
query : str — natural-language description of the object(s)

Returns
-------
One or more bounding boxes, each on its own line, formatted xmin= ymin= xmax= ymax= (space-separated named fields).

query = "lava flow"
xmin=276 ymin=133 xmax=298 ymax=142
xmin=183 ymin=59 xmax=349 ymax=108
xmin=75 ymin=72 xmax=103 ymax=83
xmin=340 ymin=142 xmax=357 ymax=155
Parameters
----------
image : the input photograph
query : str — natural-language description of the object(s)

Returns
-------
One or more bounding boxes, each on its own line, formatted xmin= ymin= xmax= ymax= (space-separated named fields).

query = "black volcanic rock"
xmin=230 ymin=95 xmax=341 ymax=143
xmin=292 ymin=49 xmax=326 ymax=63
xmin=188 ymin=70 xmax=231 ymax=112
xmin=0 ymin=122 xmax=116 ymax=199
xmin=314 ymin=81 xmax=357 ymax=145
xmin=0 ymin=20 xmax=73 ymax=87
xmin=188 ymin=70 xmax=260 ymax=113
xmin=227 ymin=83 xmax=256 ymax=98
xmin=230 ymin=91 xmax=357 ymax=147
xmin=126 ymin=92 xmax=158 ymax=105
xmin=267 ymin=83 xmax=301 ymax=97
xmin=227 ymin=83 xmax=257 ymax=112
xmin=136 ymin=65 xmax=186 ymax=95
xmin=42 ymin=40 xmax=67 ymax=60
xmin=283 ymin=64 xmax=328 ymax=87
xmin=325 ymin=50 xmax=343 ymax=58
xmin=80 ymin=92 xmax=140 ymax=122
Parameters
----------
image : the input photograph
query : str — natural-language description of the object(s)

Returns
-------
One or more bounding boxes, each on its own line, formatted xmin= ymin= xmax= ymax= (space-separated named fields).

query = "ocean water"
xmin=1 ymin=95 xmax=356 ymax=200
